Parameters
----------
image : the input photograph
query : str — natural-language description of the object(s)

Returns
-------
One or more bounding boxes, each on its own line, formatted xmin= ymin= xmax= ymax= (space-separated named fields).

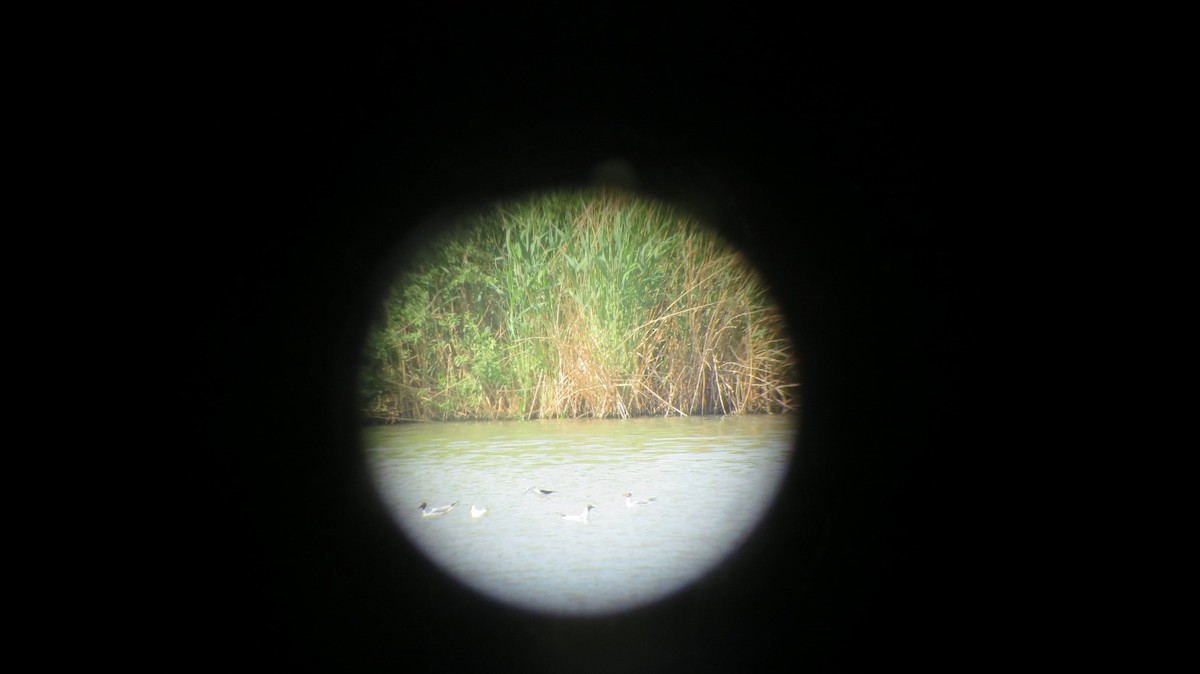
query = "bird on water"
xmin=623 ymin=492 xmax=657 ymax=508
xmin=559 ymin=504 xmax=595 ymax=524
xmin=418 ymin=500 xmax=460 ymax=518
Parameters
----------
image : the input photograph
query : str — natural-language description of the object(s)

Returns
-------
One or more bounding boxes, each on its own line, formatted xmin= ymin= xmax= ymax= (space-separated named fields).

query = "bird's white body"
xmin=418 ymin=500 xmax=460 ymax=518
xmin=470 ymin=505 xmax=489 ymax=518
xmin=559 ymin=505 xmax=594 ymax=524
xmin=623 ymin=492 xmax=657 ymax=508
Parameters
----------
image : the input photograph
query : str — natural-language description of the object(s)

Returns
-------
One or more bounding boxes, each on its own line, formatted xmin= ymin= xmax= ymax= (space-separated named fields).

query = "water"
xmin=364 ymin=414 xmax=796 ymax=616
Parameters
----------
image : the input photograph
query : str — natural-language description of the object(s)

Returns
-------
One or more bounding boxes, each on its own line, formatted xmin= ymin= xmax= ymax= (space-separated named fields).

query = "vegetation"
xmin=361 ymin=189 xmax=798 ymax=422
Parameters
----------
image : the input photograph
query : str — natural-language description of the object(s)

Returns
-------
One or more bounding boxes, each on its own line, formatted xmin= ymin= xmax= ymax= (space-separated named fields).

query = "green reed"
xmin=361 ymin=189 xmax=798 ymax=421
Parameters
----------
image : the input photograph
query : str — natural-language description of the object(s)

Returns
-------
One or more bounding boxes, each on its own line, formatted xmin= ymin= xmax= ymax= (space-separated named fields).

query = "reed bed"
xmin=361 ymin=189 xmax=798 ymax=422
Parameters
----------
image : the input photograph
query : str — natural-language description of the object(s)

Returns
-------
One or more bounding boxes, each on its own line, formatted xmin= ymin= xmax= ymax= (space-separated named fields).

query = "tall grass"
xmin=361 ymin=189 xmax=798 ymax=421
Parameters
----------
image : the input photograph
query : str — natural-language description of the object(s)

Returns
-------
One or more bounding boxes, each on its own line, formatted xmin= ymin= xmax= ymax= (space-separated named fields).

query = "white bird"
xmin=470 ymin=505 xmax=489 ymax=518
xmin=558 ymin=504 xmax=594 ymax=524
xmin=623 ymin=492 xmax=657 ymax=508
xmin=523 ymin=487 xmax=555 ymax=499
xmin=418 ymin=500 xmax=460 ymax=518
